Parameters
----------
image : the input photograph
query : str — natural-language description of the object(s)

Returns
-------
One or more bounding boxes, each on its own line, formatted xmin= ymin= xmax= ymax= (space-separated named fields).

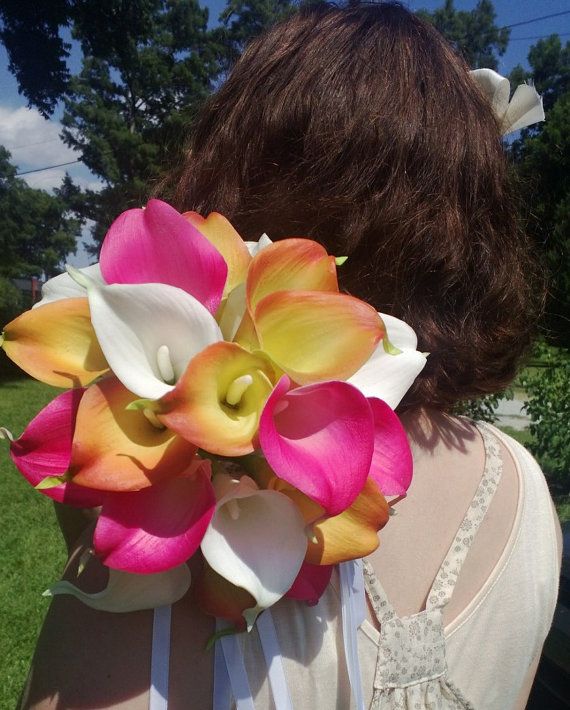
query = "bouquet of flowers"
xmin=0 ymin=200 xmax=426 ymax=631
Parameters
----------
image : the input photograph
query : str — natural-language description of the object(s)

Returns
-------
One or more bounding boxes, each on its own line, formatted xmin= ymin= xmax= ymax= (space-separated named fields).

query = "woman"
xmin=21 ymin=3 xmax=561 ymax=708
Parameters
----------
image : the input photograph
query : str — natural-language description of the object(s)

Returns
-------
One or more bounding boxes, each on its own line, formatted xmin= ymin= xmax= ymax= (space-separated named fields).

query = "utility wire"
xmin=502 ymin=10 xmax=570 ymax=30
xmin=16 ymin=159 xmax=81 ymax=176
xmin=510 ymin=32 xmax=570 ymax=42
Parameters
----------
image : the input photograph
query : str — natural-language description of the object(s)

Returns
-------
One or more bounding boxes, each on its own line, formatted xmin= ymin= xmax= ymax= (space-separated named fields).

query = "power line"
xmin=510 ymin=32 xmax=570 ymax=42
xmin=16 ymin=159 xmax=81 ymax=176
xmin=9 ymin=137 xmax=63 ymax=151
xmin=502 ymin=10 xmax=570 ymax=30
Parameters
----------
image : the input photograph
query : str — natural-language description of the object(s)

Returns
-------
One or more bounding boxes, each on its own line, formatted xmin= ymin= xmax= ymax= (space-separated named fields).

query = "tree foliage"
xmin=0 ymin=147 xmax=79 ymax=279
xmin=418 ymin=0 xmax=509 ymax=70
xmin=508 ymin=36 xmax=570 ymax=347
xmin=520 ymin=346 xmax=570 ymax=491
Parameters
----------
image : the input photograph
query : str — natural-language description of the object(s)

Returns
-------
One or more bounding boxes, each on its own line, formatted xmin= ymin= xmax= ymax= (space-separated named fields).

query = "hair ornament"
xmin=469 ymin=68 xmax=545 ymax=135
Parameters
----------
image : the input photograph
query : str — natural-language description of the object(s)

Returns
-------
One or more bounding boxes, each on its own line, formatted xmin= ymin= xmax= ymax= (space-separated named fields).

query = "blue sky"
xmin=0 ymin=0 xmax=568 ymax=264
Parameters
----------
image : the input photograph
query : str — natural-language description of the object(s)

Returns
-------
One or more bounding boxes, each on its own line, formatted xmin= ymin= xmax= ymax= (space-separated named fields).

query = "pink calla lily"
xmin=3 ymin=389 xmax=104 ymax=507
xmin=368 ymin=397 xmax=413 ymax=496
xmin=285 ymin=561 xmax=334 ymax=605
xmin=100 ymin=199 xmax=228 ymax=314
xmin=258 ymin=376 xmax=375 ymax=516
xmin=94 ymin=459 xmax=215 ymax=574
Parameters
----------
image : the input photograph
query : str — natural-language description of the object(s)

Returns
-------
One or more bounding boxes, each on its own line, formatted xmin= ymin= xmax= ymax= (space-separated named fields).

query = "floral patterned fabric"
xmin=364 ymin=424 xmax=502 ymax=710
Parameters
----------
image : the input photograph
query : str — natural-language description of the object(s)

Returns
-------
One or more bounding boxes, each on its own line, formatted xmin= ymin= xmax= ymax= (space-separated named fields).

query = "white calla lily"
xmin=245 ymin=233 xmax=273 ymax=257
xmin=34 ymin=263 xmax=105 ymax=309
xmin=201 ymin=474 xmax=307 ymax=628
xmin=470 ymin=68 xmax=544 ymax=136
xmin=347 ymin=313 xmax=427 ymax=409
xmin=44 ymin=564 xmax=191 ymax=613
xmin=67 ymin=266 xmax=222 ymax=400
xmin=218 ymin=282 xmax=247 ymax=341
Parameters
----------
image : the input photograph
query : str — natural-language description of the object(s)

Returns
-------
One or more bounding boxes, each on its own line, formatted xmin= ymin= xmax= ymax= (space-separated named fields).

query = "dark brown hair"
xmin=159 ymin=1 xmax=544 ymax=410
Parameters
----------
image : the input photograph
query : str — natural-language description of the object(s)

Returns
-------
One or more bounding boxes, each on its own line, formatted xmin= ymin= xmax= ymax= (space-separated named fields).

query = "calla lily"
xmin=470 ymin=68 xmax=545 ymax=135
xmin=100 ymin=199 xmax=228 ymax=314
xmin=183 ymin=211 xmax=251 ymax=296
xmin=200 ymin=475 xmax=307 ymax=626
xmin=285 ymin=562 xmax=333 ymax=605
xmin=258 ymin=376 xmax=374 ymax=516
xmin=67 ymin=267 xmax=222 ymax=401
xmin=2 ymin=388 xmax=104 ymax=507
xmin=33 ymin=264 xmax=105 ymax=309
xmin=245 ymin=233 xmax=272 ymax=257
xmin=93 ymin=459 xmax=215 ymax=574
xmin=254 ymin=291 xmax=384 ymax=384
xmin=158 ymin=342 xmax=275 ymax=456
xmin=305 ymin=477 xmax=389 ymax=565
xmin=46 ymin=564 xmax=191 ymax=613
xmin=347 ymin=313 xmax=427 ymax=409
xmin=246 ymin=238 xmax=338 ymax=313
xmin=368 ymin=397 xmax=413 ymax=496
xmin=1 ymin=297 xmax=108 ymax=388
xmin=192 ymin=563 xmax=256 ymax=630
xmin=69 ymin=376 xmax=197 ymax=492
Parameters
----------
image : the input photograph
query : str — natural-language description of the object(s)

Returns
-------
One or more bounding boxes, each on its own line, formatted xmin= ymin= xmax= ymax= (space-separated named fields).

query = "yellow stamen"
xmin=225 ymin=374 xmax=254 ymax=406
xmin=227 ymin=499 xmax=240 ymax=521
xmin=143 ymin=408 xmax=165 ymax=430
xmin=156 ymin=344 xmax=175 ymax=384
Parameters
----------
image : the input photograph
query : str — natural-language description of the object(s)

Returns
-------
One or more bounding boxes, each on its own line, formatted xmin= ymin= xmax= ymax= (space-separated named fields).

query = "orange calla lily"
xmin=254 ymin=290 xmax=385 ymax=384
xmin=70 ymin=376 xmax=197 ymax=491
xmin=305 ymin=477 xmax=389 ymax=565
xmin=183 ymin=211 xmax=251 ymax=296
xmin=1 ymin=298 xmax=108 ymax=388
xmin=246 ymin=238 xmax=338 ymax=312
xmin=158 ymin=342 xmax=275 ymax=456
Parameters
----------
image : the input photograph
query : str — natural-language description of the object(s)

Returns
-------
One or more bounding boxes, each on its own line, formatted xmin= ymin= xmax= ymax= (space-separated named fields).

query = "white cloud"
xmin=0 ymin=105 xmax=76 ymax=169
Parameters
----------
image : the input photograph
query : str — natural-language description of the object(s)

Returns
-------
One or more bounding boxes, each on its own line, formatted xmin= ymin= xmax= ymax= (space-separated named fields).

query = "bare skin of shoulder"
xmin=20 ymin=410 xmax=562 ymax=710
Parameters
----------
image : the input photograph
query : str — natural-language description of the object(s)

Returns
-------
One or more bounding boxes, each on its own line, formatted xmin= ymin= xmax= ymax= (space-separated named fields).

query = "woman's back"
xmin=21 ymin=413 xmax=560 ymax=709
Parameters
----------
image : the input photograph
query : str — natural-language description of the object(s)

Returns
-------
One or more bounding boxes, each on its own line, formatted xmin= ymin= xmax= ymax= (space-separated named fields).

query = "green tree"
xmin=59 ymin=0 xmax=222 ymax=250
xmin=509 ymin=36 xmax=570 ymax=347
xmin=418 ymin=0 xmax=509 ymax=70
xmin=520 ymin=347 xmax=570 ymax=492
xmin=0 ymin=147 xmax=79 ymax=279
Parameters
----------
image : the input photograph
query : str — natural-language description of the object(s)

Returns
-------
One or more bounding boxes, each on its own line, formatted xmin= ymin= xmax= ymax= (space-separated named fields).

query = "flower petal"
xmin=158 ymin=342 xmax=274 ymax=456
xmin=1 ymin=298 xmax=108 ymax=388
xmin=5 ymin=389 xmax=104 ymax=507
xmin=70 ymin=376 xmax=197 ymax=491
xmin=469 ymin=68 xmax=510 ymax=117
xmin=34 ymin=264 xmax=105 ymax=308
xmin=285 ymin=562 xmax=333 ymax=605
xmin=254 ymin=291 xmax=384 ymax=384
xmin=305 ymin=477 xmax=389 ymax=565
xmin=368 ymin=398 xmax=413 ymax=496
xmin=93 ymin=460 xmax=215 ymax=573
xmin=183 ymin=211 xmax=251 ymax=295
xmin=200 ymin=475 xmax=307 ymax=612
xmin=347 ymin=313 xmax=427 ymax=409
xmin=100 ymin=199 xmax=227 ymax=313
xmin=246 ymin=238 xmax=338 ymax=313
xmin=192 ymin=563 xmax=255 ymax=630
xmin=46 ymin=565 xmax=191 ymax=612
xmin=245 ymin=233 xmax=272 ymax=257
xmin=501 ymin=83 xmax=545 ymax=135
xmin=73 ymin=272 xmax=222 ymax=400
xmin=258 ymin=376 xmax=374 ymax=516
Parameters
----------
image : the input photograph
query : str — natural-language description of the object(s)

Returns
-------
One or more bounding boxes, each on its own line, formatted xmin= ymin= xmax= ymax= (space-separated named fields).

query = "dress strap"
xmin=362 ymin=558 xmax=398 ymax=624
xmin=426 ymin=422 xmax=503 ymax=610
xmin=150 ymin=605 xmax=172 ymax=710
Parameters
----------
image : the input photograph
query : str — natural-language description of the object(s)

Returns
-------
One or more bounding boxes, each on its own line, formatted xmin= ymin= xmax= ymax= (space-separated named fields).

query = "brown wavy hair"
xmin=158 ymin=1 xmax=544 ymax=410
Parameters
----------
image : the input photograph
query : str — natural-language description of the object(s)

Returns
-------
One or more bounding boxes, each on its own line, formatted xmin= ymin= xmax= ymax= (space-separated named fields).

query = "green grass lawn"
xmin=0 ymin=375 xmax=67 ymax=709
